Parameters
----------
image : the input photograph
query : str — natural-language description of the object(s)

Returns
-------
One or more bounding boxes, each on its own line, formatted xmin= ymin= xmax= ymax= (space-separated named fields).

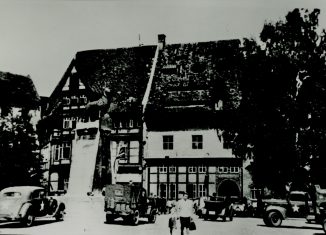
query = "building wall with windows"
xmin=144 ymin=129 xmax=242 ymax=200
xmin=146 ymin=129 xmax=233 ymax=159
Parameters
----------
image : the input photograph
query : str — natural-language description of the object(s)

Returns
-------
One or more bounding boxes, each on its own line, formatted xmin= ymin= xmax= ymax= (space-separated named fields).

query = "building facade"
xmin=42 ymin=35 xmax=252 ymax=197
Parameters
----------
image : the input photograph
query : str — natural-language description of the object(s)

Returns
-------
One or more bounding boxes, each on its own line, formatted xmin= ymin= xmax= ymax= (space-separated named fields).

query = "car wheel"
xmin=131 ymin=210 xmax=140 ymax=225
xmin=22 ymin=212 xmax=35 ymax=227
xmin=322 ymin=219 xmax=326 ymax=233
xmin=267 ymin=211 xmax=282 ymax=227
xmin=106 ymin=214 xmax=115 ymax=223
xmin=55 ymin=210 xmax=65 ymax=221
xmin=263 ymin=213 xmax=271 ymax=226
xmin=203 ymin=213 xmax=208 ymax=221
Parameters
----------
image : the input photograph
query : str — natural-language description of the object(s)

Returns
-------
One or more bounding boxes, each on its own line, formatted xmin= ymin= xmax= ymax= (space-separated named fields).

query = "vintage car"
xmin=231 ymin=197 xmax=249 ymax=217
xmin=202 ymin=196 xmax=234 ymax=221
xmin=263 ymin=190 xmax=320 ymax=227
xmin=104 ymin=184 xmax=157 ymax=225
xmin=0 ymin=186 xmax=66 ymax=227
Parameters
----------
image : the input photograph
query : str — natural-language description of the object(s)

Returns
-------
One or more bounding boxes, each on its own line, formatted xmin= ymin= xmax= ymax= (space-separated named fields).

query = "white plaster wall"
xmin=147 ymin=129 xmax=233 ymax=159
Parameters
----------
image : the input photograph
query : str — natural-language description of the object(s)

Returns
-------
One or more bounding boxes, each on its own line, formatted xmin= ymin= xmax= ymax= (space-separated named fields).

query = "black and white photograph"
xmin=1 ymin=0 xmax=326 ymax=234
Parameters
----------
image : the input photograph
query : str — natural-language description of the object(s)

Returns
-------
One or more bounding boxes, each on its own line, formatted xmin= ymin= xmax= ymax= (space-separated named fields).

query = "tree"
xmin=0 ymin=109 xmax=43 ymax=189
xmin=234 ymin=8 xmax=326 ymax=194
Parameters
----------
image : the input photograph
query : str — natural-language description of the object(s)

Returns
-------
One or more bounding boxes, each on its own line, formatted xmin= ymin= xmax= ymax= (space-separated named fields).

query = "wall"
xmin=147 ymin=129 xmax=233 ymax=159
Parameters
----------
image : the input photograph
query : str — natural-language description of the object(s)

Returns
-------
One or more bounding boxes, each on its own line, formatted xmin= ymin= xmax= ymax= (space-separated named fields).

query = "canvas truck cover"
xmin=105 ymin=184 xmax=141 ymax=210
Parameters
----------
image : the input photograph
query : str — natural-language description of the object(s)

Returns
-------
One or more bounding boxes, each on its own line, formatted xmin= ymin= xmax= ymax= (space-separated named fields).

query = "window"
xmin=163 ymin=135 xmax=173 ymax=150
xmin=198 ymin=184 xmax=206 ymax=197
xmin=198 ymin=165 xmax=207 ymax=173
xmin=63 ymin=117 xmax=77 ymax=129
xmin=52 ymin=143 xmax=71 ymax=160
xmin=79 ymin=95 xmax=87 ymax=104
xmin=70 ymin=96 xmax=78 ymax=106
xmin=170 ymin=184 xmax=176 ymax=199
xmin=129 ymin=119 xmax=134 ymax=128
xmin=169 ymin=166 xmax=176 ymax=173
xmin=62 ymin=143 xmax=71 ymax=159
xmin=63 ymin=118 xmax=70 ymax=129
xmin=230 ymin=167 xmax=240 ymax=173
xmin=192 ymin=135 xmax=203 ymax=149
xmin=188 ymin=166 xmax=197 ymax=173
xmin=129 ymin=141 xmax=139 ymax=164
xmin=160 ymin=184 xmax=167 ymax=198
xmin=192 ymin=185 xmax=197 ymax=198
xmin=62 ymin=97 xmax=70 ymax=105
xmin=3 ymin=192 xmax=21 ymax=198
xmin=53 ymin=145 xmax=61 ymax=161
xmin=115 ymin=140 xmax=139 ymax=164
xmin=159 ymin=166 xmax=167 ymax=173
xmin=218 ymin=167 xmax=229 ymax=173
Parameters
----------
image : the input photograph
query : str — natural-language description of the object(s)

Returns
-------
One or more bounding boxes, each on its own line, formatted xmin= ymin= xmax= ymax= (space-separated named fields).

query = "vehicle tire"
xmin=131 ymin=210 xmax=140 ymax=225
xmin=55 ymin=210 xmax=65 ymax=221
xmin=148 ymin=212 xmax=157 ymax=223
xmin=263 ymin=214 xmax=271 ymax=227
xmin=267 ymin=211 xmax=282 ymax=227
xmin=203 ymin=213 xmax=208 ymax=221
xmin=22 ymin=211 xmax=35 ymax=227
xmin=106 ymin=214 xmax=115 ymax=223
xmin=223 ymin=216 xmax=226 ymax=222
xmin=322 ymin=219 xmax=326 ymax=233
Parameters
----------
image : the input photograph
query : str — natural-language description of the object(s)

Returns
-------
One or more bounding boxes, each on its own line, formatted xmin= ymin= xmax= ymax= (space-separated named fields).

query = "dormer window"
xmin=129 ymin=119 xmax=134 ymax=128
xmin=162 ymin=64 xmax=178 ymax=75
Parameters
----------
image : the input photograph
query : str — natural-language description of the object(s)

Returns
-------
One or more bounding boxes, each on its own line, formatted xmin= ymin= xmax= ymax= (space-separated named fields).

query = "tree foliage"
xmin=233 ymin=8 xmax=326 ymax=195
xmin=0 ymin=109 xmax=43 ymax=189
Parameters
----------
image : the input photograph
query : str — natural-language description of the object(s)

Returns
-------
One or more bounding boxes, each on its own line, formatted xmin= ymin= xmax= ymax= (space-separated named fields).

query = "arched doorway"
xmin=217 ymin=180 xmax=240 ymax=197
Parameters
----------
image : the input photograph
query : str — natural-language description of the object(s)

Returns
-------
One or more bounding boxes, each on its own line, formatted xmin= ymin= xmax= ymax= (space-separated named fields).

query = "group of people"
xmin=168 ymin=192 xmax=195 ymax=235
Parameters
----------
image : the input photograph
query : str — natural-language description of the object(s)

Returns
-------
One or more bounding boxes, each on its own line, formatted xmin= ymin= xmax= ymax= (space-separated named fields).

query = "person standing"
xmin=177 ymin=192 xmax=194 ymax=235
xmin=168 ymin=202 xmax=177 ymax=235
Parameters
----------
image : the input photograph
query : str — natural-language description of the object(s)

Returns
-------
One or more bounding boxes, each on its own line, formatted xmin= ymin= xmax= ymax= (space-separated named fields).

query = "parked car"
xmin=202 ymin=196 xmax=234 ymax=221
xmin=0 ymin=186 xmax=66 ymax=227
xmin=262 ymin=190 xmax=322 ymax=227
xmin=104 ymin=184 xmax=157 ymax=225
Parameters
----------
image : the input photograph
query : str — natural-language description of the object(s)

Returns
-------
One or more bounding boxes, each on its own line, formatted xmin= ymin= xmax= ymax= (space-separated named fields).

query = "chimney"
xmin=158 ymin=34 xmax=166 ymax=50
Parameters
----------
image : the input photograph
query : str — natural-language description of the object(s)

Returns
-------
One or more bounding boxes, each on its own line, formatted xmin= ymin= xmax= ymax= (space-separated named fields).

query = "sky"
xmin=0 ymin=0 xmax=326 ymax=97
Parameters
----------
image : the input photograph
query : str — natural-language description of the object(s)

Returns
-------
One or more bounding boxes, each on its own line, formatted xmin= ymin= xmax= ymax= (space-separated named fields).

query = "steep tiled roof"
xmin=75 ymin=46 xmax=156 ymax=112
xmin=146 ymin=39 xmax=242 ymax=112
xmin=0 ymin=71 xmax=40 ymax=108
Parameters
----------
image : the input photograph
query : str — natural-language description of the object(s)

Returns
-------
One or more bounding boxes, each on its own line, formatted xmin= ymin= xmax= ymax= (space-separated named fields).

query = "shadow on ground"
xmin=0 ymin=219 xmax=60 ymax=228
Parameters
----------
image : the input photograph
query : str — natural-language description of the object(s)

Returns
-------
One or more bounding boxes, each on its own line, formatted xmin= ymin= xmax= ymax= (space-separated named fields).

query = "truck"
xmin=104 ymin=184 xmax=157 ymax=225
xmin=202 ymin=196 xmax=234 ymax=221
xmin=263 ymin=189 xmax=326 ymax=227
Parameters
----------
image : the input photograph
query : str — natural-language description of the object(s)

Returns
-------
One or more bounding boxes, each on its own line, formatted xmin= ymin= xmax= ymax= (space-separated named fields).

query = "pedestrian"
xmin=177 ymin=192 xmax=194 ymax=235
xmin=168 ymin=202 xmax=177 ymax=235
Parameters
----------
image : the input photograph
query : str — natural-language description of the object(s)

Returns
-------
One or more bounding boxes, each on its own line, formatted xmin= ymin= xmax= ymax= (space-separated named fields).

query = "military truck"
xmin=202 ymin=196 xmax=234 ymax=221
xmin=263 ymin=190 xmax=326 ymax=227
xmin=104 ymin=184 xmax=157 ymax=225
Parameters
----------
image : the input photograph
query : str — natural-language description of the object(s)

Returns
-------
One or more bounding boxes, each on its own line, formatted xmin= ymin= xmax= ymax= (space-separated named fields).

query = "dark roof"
xmin=146 ymin=39 xmax=242 ymax=113
xmin=0 ymin=71 xmax=40 ymax=108
xmin=75 ymin=46 xmax=157 ymax=112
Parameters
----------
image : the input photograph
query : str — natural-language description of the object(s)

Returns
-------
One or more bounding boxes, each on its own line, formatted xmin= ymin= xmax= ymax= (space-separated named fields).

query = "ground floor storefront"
xmin=143 ymin=158 xmax=243 ymax=200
